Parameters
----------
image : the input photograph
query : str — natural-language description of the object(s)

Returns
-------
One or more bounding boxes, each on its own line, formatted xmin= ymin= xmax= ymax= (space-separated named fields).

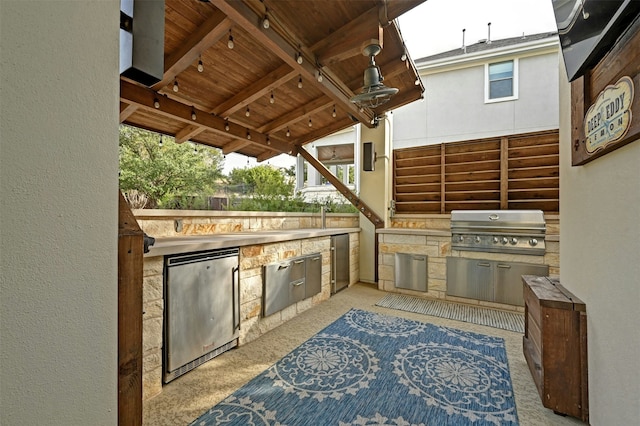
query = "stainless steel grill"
xmin=451 ymin=210 xmax=546 ymax=256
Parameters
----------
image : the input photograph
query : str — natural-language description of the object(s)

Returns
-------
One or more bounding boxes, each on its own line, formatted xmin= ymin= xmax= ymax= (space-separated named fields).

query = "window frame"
xmin=485 ymin=58 xmax=519 ymax=103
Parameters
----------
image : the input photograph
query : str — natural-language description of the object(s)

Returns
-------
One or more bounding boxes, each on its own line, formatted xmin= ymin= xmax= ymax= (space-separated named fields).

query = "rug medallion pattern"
xmin=191 ymin=309 xmax=519 ymax=425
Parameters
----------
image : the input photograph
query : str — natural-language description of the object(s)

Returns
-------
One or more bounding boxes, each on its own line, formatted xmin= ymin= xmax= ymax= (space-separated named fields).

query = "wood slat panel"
xmin=395 ymin=192 xmax=441 ymax=202
xmin=446 ymin=180 xmax=500 ymax=191
xmin=393 ymin=130 xmax=559 ymax=214
xmin=395 ymin=182 xmax=441 ymax=193
xmin=395 ymin=174 xmax=441 ymax=185
xmin=509 ymin=154 xmax=559 ymax=169
xmin=508 ymin=188 xmax=560 ymax=200
xmin=509 ymin=200 xmax=559 ymax=211
xmin=394 ymin=201 xmax=442 ymax=212
xmin=510 ymin=177 xmax=559 ymax=189
xmin=445 ymin=201 xmax=502 ymax=210
xmin=509 ymin=166 xmax=559 ymax=179
xmin=445 ymin=140 xmax=501 ymax=154
xmin=445 ymin=170 xmax=501 ymax=182
xmin=394 ymin=145 xmax=441 ymax=160
xmin=509 ymin=143 xmax=559 ymax=158
xmin=395 ymin=155 xmax=442 ymax=168
xmin=446 ymin=191 xmax=501 ymax=201
xmin=395 ymin=164 xmax=441 ymax=176
xmin=445 ymin=160 xmax=501 ymax=174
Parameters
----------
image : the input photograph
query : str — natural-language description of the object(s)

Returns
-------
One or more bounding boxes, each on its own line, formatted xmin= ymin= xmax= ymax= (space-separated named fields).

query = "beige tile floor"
xmin=143 ymin=283 xmax=586 ymax=425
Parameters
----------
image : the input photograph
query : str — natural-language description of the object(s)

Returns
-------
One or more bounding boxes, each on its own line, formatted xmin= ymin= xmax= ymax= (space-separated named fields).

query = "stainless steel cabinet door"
xmin=395 ymin=253 xmax=428 ymax=291
xmin=165 ymin=253 xmax=238 ymax=372
xmin=263 ymin=261 xmax=292 ymax=316
xmin=446 ymin=257 xmax=493 ymax=302
xmin=305 ymin=254 xmax=322 ymax=298
xmin=494 ymin=262 xmax=548 ymax=306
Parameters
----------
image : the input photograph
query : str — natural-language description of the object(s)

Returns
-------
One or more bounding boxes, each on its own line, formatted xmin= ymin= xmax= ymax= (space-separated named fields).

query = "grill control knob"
xmin=501 ymin=237 xmax=508 ymax=245
xmin=510 ymin=237 xmax=518 ymax=245
xmin=529 ymin=238 xmax=538 ymax=246
xmin=474 ymin=236 xmax=481 ymax=243
xmin=492 ymin=237 xmax=499 ymax=244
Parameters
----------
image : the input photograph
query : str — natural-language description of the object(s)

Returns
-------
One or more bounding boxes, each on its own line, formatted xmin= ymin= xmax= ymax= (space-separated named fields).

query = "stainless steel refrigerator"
xmin=331 ymin=234 xmax=349 ymax=294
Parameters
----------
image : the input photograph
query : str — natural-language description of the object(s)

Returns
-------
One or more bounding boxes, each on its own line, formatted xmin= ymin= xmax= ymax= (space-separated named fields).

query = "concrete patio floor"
xmin=143 ymin=283 xmax=586 ymax=425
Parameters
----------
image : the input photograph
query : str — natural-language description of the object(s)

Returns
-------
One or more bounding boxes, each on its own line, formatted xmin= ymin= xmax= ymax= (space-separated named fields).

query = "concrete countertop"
xmin=146 ymin=228 xmax=360 ymax=257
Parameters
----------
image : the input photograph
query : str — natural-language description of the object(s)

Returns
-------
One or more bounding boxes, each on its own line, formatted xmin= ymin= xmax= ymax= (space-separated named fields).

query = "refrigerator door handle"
xmin=232 ymin=265 xmax=240 ymax=331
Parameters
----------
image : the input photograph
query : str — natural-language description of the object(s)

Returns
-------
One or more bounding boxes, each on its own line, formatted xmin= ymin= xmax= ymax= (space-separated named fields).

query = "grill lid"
xmin=451 ymin=210 xmax=546 ymax=233
xmin=450 ymin=210 xmax=546 ymax=255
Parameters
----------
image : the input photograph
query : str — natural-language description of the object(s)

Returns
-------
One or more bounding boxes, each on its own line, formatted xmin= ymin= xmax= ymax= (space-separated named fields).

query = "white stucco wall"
xmin=358 ymin=117 xmax=393 ymax=283
xmin=393 ymin=51 xmax=559 ymax=148
xmin=559 ymin=62 xmax=640 ymax=422
xmin=1 ymin=1 xmax=119 ymax=424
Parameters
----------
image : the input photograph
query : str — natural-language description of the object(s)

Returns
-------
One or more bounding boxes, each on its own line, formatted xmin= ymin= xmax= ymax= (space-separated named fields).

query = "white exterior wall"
xmin=558 ymin=61 xmax=640 ymax=423
xmin=393 ymin=49 xmax=559 ymax=148
xmin=1 ymin=1 xmax=119 ymax=424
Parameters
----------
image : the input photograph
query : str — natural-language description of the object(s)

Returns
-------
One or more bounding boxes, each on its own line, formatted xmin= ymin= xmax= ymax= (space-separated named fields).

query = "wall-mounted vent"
xmin=120 ymin=0 xmax=164 ymax=87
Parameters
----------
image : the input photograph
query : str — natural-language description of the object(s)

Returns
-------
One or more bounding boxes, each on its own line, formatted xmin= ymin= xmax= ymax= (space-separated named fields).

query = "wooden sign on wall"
xmin=571 ymin=19 xmax=640 ymax=166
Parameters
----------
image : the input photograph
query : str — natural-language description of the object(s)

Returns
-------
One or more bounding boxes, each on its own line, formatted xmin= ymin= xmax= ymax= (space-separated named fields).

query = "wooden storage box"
xmin=522 ymin=275 xmax=588 ymax=422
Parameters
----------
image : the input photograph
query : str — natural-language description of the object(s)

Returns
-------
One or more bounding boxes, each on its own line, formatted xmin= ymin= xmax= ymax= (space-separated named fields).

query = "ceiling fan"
xmin=350 ymin=42 xmax=399 ymax=109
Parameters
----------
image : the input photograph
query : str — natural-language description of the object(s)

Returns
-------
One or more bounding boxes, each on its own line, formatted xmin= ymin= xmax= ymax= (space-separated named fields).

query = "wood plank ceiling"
xmin=119 ymin=0 xmax=425 ymax=163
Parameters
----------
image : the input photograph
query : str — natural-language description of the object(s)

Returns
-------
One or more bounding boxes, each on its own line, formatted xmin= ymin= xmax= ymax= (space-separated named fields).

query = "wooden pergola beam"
xmin=298 ymin=148 xmax=384 ymax=228
xmin=120 ymin=80 xmax=295 ymax=155
xmin=211 ymin=0 xmax=375 ymax=126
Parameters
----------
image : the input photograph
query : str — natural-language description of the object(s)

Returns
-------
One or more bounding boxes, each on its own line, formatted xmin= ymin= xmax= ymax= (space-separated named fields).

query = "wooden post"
xmin=118 ymin=191 xmax=143 ymax=426
xmin=500 ymin=137 xmax=509 ymax=209
xmin=440 ymin=145 xmax=446 ymax=213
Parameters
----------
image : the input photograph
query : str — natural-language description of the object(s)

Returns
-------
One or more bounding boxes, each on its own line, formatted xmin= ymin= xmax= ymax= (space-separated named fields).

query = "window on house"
xmin=486 ymin=59 xmax=518 ymax=102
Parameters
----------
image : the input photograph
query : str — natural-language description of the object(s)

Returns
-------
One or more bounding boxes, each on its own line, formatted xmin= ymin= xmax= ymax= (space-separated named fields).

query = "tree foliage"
xmin=119 ymin=125 xmax=224 ymax=208
xmin=227 ymin=164 xmax=294 ymax=197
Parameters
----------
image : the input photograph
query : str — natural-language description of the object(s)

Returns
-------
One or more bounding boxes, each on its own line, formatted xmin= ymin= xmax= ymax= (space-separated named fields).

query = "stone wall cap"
xmin=146 ymin=228 xmax=360 ymax=257
xmin=377 ymin=228 xmax=451 ymax=237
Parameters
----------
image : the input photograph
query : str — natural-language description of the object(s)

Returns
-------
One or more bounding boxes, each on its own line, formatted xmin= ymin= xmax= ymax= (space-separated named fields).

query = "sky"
xmin=397 ymin=0 xmax=558 ymax=60
xmin=222 ymin=0 xmax=559 ymax=174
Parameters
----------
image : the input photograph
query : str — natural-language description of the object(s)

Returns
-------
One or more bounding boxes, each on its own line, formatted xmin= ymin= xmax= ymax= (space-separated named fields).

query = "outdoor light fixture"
xmin=298 ymin=76 xmax=303 ymax=88
xmin=173 ymin=79 xmax=179 ymax=92
xmin=246 ymin=130 xmax=251 ymax=140
xmin=228 ymin=30 xmax=234 ymax=49
xmin=286 ymin=127 xmax=291 ymax=137
xmin=197 ymin=58 xmax=204 ymax=72
xmin=317 ymin=70 xmax=323 ymax=82
xmin=350 ymin=43 xmax=398 ymax=109
xmin=332 ymin=105 xmax=337 ymax=118
xmin=153 ymin=98 xmax=160 ymax=108
xmin=262 ymin=9 xmax=270 ymax=29
xmin=270 ymin=91 xmax=275 ymax=104
xmin=191 ymin=108 xmax=197 ymax=120
xmin=224 ymin=120 xmax=230 ymax=131
xmin=245 ymin=107 xmax=250 ymax=117
xmin=308 ymin=118 xmax=312 ymax=127
xmin=296 ymin=52 xmax=303 ymax=64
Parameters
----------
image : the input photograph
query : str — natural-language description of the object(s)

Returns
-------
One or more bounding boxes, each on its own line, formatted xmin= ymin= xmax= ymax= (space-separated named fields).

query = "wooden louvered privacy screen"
xmin=393 ymin=130 xmax=559 ymax=214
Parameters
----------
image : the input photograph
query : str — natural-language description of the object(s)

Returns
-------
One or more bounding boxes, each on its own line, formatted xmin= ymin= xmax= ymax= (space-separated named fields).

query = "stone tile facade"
xmin=137 ymin=211 xmax=360 ymax=401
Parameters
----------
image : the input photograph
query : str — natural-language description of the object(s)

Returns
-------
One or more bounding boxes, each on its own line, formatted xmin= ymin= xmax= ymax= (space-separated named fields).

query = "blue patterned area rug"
xmin=190 ymin=309 xmax=518 ymax=426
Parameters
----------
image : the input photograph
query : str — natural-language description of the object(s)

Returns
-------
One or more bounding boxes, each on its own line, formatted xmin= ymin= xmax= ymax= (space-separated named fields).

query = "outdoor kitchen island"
xmin=377 ymin=213 xmax=560 ymax=311
xmin=141 ymin=226 xmax=360 ymax=400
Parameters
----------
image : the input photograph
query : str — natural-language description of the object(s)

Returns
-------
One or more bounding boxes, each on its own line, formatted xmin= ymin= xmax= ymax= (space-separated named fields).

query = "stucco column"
xmin=357 ymin=114 xmax=393 ymax=283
